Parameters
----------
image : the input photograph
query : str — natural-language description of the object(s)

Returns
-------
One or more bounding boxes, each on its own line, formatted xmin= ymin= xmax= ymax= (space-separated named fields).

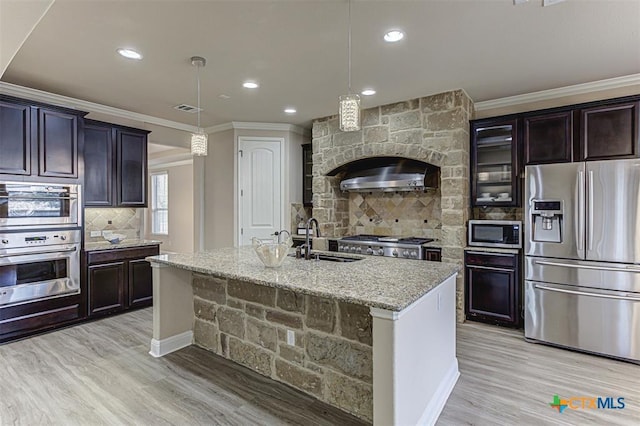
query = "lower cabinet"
xmin=424 ymin=247 xmax=442 ymax=262
xmin=85 ymin=245 xmax=159 ymax=317
xmin=0 ymin=295 xmax=82 ymax=343
xmin=464 ymin=250 xmax=521 ymax=328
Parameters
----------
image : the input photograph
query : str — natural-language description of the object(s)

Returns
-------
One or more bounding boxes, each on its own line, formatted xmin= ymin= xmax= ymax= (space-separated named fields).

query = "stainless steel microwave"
xmin=468 ymin=220 xmax=522 ymax=249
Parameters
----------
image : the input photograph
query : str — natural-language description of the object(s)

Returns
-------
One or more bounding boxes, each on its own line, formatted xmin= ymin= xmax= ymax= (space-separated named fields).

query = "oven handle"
xmin=0 ymin=247 xmax=77 ymax=258
xmin=534 ymin=283 xmax=640 ymax=302
xmin=0 ymin=195 xmax=76 ymax=200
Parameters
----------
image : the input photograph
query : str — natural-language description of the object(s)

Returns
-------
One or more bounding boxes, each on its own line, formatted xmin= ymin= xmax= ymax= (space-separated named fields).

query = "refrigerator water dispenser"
xmin=531 ymin=200 xmax=563 ymax=243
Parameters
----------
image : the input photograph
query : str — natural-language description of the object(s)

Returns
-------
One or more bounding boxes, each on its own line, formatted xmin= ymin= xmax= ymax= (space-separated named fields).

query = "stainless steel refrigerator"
xmin=524 ymin=159 xmax=640 ymax=363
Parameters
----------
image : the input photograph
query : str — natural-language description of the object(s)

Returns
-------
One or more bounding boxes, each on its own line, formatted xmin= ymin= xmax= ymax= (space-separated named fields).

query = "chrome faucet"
xmin=304 ymin=217 xmax=320 ymax=260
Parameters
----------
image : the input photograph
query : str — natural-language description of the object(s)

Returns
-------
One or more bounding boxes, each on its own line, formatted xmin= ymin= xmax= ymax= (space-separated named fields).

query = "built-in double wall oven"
xmin=0 ymin=182 xmax=82 ymax=307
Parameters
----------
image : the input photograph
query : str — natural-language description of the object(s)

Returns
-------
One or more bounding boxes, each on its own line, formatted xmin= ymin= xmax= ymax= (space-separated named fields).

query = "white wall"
xmin=146 ymin=147 xmax=194 ymax=253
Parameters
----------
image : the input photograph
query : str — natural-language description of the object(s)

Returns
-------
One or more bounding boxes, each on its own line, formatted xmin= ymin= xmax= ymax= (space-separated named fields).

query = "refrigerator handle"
xmin=534 ymin=283 xmax=640 ymax=302
xmin=587 ymin=170 xmax=594 ymax=251
xmin=577 ymin=171 xmax=585 ymax=252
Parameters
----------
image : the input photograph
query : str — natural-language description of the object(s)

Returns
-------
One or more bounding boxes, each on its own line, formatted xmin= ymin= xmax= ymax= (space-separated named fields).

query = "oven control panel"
xmin=0 ymin=230 xmax=81 ymax=249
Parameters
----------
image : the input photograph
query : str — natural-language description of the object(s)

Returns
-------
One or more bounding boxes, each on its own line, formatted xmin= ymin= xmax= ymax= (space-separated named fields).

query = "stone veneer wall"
xmin=290 ymin=202 xmax=312 ymax=231
xmin=311 ymin=90 xmax=473 ymax=321
xmin=84 ymin=208 xmax=142 ymax=243
xmin=192 ymin=274 xmax=373 ymax=422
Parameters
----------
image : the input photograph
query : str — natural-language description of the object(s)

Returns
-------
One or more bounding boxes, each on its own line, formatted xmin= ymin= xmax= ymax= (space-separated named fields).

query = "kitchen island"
xmin=147 ymin=247 xmax=460 ymax=425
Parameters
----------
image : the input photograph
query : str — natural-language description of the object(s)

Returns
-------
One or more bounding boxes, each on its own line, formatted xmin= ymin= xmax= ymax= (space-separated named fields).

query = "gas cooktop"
xmin=341 ymin=234 xmax=434 ymax=244
xmin=338 ymin=235 xmax=434 ymax=259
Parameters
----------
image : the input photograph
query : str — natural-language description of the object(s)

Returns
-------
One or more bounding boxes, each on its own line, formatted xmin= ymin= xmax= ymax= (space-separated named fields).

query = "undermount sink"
xmin=289 ymin=253 xmax=363 ymax=263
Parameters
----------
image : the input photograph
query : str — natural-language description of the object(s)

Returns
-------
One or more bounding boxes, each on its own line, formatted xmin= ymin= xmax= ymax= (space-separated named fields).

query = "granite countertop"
xmin=84 ymin=239 xmax=162 ymax=252
xmin=147 ymin=246 xmax=459 ymax=312
xmin=464 ymin=246 xmax=520 ymax=255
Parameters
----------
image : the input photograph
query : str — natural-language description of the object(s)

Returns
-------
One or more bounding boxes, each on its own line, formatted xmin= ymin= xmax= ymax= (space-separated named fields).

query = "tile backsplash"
xmin=290 ymin=203 xmax=312 ymax=232
xmin=84 ymin=208 xmax=142 ymax=242
xmin=348 ymin=191 xmax=441 ymax=239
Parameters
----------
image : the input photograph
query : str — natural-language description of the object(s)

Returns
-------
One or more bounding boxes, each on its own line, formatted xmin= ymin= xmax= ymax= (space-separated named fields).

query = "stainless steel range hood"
xmin=327 ymin=157 xmax=439 ymax=192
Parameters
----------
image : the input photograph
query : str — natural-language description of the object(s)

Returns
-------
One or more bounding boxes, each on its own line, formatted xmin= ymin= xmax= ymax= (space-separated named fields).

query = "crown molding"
xmin=205 ymin=121 xmax=309 ymax=136
xmin=0 ymin=82 xmax=198 ymax=132
xmin=475 ymin=74 xmax=640 ymax=111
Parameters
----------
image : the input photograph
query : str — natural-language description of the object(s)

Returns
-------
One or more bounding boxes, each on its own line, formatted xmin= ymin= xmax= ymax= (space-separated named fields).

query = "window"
xmin=151 ymin=172 xmax=168 ymax=235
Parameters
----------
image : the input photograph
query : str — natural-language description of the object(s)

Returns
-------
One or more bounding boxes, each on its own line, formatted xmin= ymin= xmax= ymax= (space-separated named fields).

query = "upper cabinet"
xmin=0 ymin=96 xmax=86 ymax=180
xmin=523 ymin=111 xmax=573 ymax=165
xmin=85 ymin=120 xmax=149 ymax=207
xmin=0 ymin=100 xmax=31 ymax=175
xmin=302 ymin=143 xmax=312 ymax=207
xmin=470 ymin=118 xmax=519 ymax=207
xmin=523 ymin=97 xmax=640 ymax=165
xmin=580 ymin=101 xmax=639 ymax=161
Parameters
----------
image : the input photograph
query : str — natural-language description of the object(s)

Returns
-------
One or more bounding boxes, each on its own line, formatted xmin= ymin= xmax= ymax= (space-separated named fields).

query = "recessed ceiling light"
xmin=116 ymin=48 xmax=143 ymax=60
xmin=383 ymin=30 xmax=404 ymax=43
xmin=243 ymin=81 xmax=259 ymax=89
xmin=284 ymin=108 xmax=297 ymax=114
xmin=361 ymin=89 xmax=376 ymax=96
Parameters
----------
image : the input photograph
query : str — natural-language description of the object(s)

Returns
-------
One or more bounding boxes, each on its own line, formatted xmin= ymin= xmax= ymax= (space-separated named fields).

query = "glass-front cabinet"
xmin=470 ymin=118 xmax=519 ymax=207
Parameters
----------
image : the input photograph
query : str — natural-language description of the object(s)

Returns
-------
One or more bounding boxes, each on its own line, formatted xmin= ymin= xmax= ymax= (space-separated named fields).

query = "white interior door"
xmin=238 ymin=137 xmax=283 ymax=246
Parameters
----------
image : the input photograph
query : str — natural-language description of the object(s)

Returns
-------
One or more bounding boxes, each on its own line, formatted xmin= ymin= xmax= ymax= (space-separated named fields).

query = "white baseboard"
xmin=149 ymin=331 xmax=193 ymax=358
xmin=417 ymin=358 xmax=460 ymax=426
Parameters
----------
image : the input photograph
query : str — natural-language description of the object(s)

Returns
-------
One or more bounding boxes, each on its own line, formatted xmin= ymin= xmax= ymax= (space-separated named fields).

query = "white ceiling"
xmin=2 ymin=0 xmax=639 ymax=129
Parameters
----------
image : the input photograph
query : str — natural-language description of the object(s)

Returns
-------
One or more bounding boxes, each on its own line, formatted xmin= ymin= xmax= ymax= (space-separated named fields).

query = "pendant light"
xmin=339 ymin=0 xmax=360 ymax=132
xmin=190 ymin=56 xmax=208 ymax=156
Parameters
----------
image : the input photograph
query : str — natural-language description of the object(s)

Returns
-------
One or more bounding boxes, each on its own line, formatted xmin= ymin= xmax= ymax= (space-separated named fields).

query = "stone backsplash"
xmin=349 ymin=191 xmax=441 ymax=239
xmin=84 ymin=208 xmax=142 ymax=242
xmin=311 ymin=90 xmax=473 ymax=322
xmin=290 ymin=203 xmax=312 ymax=232
xmin=192 ymin=273 xmax=373 ymax=422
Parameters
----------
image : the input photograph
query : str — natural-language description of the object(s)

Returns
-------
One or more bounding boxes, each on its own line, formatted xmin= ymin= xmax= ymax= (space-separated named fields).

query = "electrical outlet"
xmin=286 ymin=329 xmax=295 ymax=346
xmin=90 ymin=231 xmax=101 ymax=237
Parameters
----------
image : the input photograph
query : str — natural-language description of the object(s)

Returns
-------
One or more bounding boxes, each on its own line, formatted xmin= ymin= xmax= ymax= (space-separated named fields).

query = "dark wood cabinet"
xmin=37 ymin=108 xmax=79 ymax=178
xmin=84 ymin=122 xmax=113 ymax=206
xmin=128 ymin=258 xmax=153 ymax=308
xmin=84 ymin=120 xmax=149 ymax=207
xmin=424 ymin=247 xmax=442 ymax=262
xmin=580 ymin=101 xmax=639 ymax=161
xmin=0 ymin=293 xmax=83 ymax=343
xmin=85 ymin=245 xmax=159 ymax=318
xmin=0 ymin=96 xmax=86 ymax=181
xmin=524 ymin=111 xmax=573 ymax=164
xmin=470 ymin=118 xmax=520 ymax=207
xmin=464 ymin=250 xmax=521 ymax=328
xmin=88 ymin=261 xmax=126 ymax=315
xmin=0 ymin=100 xmax=31 ymax=175
xmin=116 ymin=129 xmax=148 ymax=207
xmin=302 ymin=143 xmax=313 ymax=207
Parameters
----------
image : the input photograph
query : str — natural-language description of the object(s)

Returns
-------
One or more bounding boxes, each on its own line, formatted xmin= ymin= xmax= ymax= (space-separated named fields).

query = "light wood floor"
xmin=1 ymin=309 xmax=638 ymax=426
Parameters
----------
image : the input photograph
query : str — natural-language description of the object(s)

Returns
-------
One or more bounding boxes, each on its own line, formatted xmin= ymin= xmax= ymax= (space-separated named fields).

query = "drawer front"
xmin=86 ymin=245 xmax=159 ymax=264
xmin=465 ymin=251 xmax=516 ymax=268
xmin=0 ymin=304 xmax=79 ymax=336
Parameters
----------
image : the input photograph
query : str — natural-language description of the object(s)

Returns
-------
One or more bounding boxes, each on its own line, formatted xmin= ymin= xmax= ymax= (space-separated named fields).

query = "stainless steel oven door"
xmin=0 ymin=243 xmax=80 ymax=307
xmin=0 ymin=182 xmax=81 ymax=230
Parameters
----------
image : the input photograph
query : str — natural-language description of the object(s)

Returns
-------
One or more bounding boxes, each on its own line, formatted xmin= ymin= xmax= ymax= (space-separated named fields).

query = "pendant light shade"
xmin=191 ymin=131 xmax=208 ymax=156
xmin=339 ymin=94 xmax=360 ymax=132
xmin=339 ymin=0 xmax=360 ymax=132
xmin=190 ymin=56 xmax=208 ymax=156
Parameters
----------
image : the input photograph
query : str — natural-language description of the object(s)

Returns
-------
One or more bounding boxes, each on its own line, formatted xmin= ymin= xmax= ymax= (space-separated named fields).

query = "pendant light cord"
xmin=196 ymin=63 xmax=202 ymax=130
xmin=347 ymin=0 xmax=352 ymax=95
